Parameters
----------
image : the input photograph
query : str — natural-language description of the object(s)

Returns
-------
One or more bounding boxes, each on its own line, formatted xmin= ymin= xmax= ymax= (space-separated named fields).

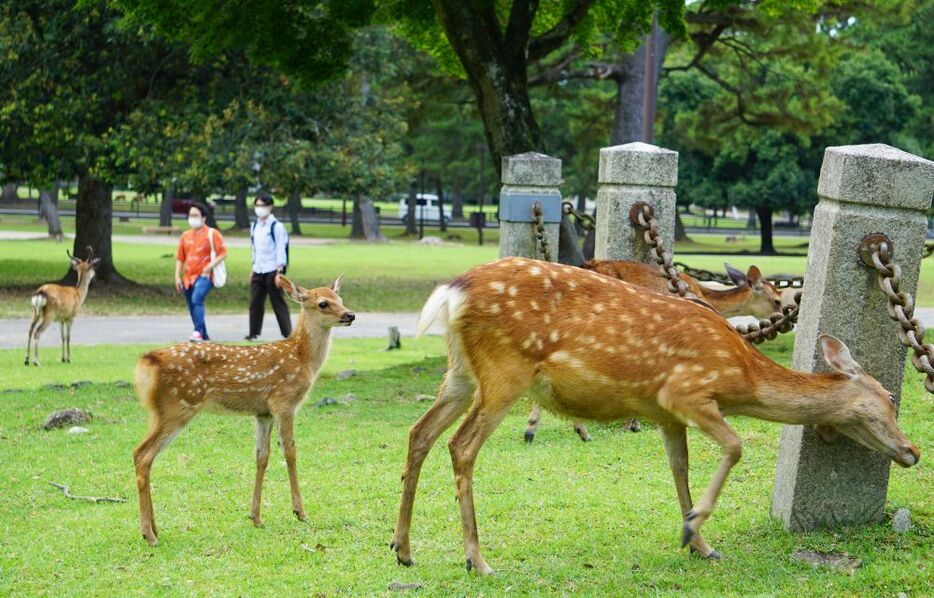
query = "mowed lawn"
xmin=6 ymin=228 xmax=930 ymax=320
xmin=0 ymin=335 xmax=931 ymax=595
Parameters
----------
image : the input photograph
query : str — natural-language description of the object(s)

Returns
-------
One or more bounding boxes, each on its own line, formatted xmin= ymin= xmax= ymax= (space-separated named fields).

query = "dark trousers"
xmin=249 ymin=272 xmax=292 ymax=338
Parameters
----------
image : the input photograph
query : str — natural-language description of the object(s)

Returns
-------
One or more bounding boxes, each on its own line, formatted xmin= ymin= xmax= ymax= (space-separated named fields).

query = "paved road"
xmin=3 ymin=310 xmax=933 ymax=349
xmin=1 ymin=312 xmax=447 ymax=348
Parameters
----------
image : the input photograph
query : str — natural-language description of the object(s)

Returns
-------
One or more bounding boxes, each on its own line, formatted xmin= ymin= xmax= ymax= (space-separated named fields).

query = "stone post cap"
xmin=817 ymin=144 xmax=934 ymax=210
xmin=598 ymin=142 xmax=678 ymax=187
xmin=501 ymin=152 xmax=562 ymax=186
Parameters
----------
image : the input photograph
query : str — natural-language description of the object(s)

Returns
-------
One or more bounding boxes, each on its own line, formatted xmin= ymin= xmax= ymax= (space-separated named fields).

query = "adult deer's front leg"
xmin=392 ymin=371 xmax=474 ymax=566
xmin=65 ymin=321 xmax=73 ymax=363
xmin=60 ymin=323 xmax=67 ymax=363
xmin=661 ymin=392 xmax=741 ymax=559
xmin=250 ymin=415 xmax=274 ymax=527
xmin=660 ymin=423 xmax=715 ymax=557
xmin=277 ymin=413 xmax=306 ymax=521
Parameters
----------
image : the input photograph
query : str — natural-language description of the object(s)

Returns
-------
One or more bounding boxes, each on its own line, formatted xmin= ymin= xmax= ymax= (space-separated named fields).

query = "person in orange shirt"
xmin=175 ymin=203 xmax=227 ymax=341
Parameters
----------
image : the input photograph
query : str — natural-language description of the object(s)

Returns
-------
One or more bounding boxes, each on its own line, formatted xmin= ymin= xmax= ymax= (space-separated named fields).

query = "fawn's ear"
xmin=820 ymin=334 xmax=864 ymax=379
xmin=90 ymin=257 xmax=102 ymax=267
xmin=70 ymin=258 xmax=81 ymax=269
xmin=330 ymin=273 xmax=344 ymax=294
xmin=747 ymin=265 xmax=763 ymax=287
xmin=280 ymin=276 xmax=307 ymax=303
xmin=725 ymin=263 xmax=747 ymax=287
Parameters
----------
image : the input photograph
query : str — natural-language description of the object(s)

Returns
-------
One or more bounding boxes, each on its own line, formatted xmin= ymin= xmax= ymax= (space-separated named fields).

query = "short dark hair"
xmin=254 ymin=194 xmax=274 ymax=206
xmin=189 ymin=202 xmax=210 ymax=217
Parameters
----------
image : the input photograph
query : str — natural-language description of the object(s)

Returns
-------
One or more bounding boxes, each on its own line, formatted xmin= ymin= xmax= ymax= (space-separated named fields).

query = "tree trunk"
xmin=756 ymin=204 xmax=776 ymax=254
xmin=39 ymin=185 xmax=63 ymax=240
xmin=436 ymin=177 xmax=447 ymax=232
xmin=405 ymin=180 xmax=417 ymax=235
xmin=433 ymin=1 xmax=543 ymax=174
xmin=63 ymin=173 xmax=128 ymax=284
xmin=1 ymin=182 xmax=19 ymax=203
xmin=451 ymin=179 xmax=464 ymax=219
xmin=351 ymin=195 xmax=386 ymax=242
xmin=287 ymin=189 xmax=303 ymax=235
xmin=233 ymin=187 xmax=250 ymax=229
xmin=674 ymin=211 xmax=691 ymax=243
xmin=558 ymin=213 xmax=585 ymax=267
xmin=159 ymin=187 xmax=174 ymax=227
xmin=610 ymin=21 xmax=670 ymax=145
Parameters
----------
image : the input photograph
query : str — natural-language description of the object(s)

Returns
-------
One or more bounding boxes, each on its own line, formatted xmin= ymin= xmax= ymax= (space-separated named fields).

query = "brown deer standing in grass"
xmin=25 ymin=247 xmax=100 ymax=366
xmin=132 ymin=275 xmax=353 ymax=546
xmin=524 ymin=260 xmax=785 ymax=442
xmin=391 ymin=257 xmax=919 ymax=575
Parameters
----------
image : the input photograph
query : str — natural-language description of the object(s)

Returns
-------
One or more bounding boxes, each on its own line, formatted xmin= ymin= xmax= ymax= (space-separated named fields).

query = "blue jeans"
xmin=184 ymin=276 xmax=213 ymax=339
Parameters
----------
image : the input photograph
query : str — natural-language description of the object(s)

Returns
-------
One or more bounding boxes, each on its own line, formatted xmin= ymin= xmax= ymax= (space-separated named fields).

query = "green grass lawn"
xmin=0 ymin=335 xmax=931 ymax=595
xmin=1 ymin=222 xmax=931 ymax=319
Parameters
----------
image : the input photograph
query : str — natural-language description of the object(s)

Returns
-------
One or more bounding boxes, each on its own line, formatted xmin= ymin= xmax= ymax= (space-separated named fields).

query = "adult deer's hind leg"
xmin=391 ymin=368 xmax=475 ymax=566
xmin=31 ymin=319 xmax=50 ymax=366
xmin=60 ymin=322 xmax=67 ymax=362
xmin=65 ymin=321 xmax=73 ymax=363
xmin=249 ymin=415 xmax=274 ymax=527
xmin=449 ymin=370 xmax=531 ymax=576
xmin=25 ymin=313 xmax=39 ymax=366
xmin=572 ymin=420 xmax=592 ymax=442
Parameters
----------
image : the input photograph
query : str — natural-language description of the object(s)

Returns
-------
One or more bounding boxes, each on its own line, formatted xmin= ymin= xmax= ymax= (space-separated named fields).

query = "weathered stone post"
xmin=771 ymin=144 xmax=934 ymax=531
xmin=594 ymin=142 xmax=678 ymax=262
xmin=499 ymin=152 xmax=562 ymax=260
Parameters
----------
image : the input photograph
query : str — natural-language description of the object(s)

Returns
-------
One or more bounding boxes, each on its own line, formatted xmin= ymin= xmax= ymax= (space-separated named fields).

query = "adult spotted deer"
xmin=133 ymin=275 xmax=353 ymax=546
xmin=391 ymin=257 xmax=918 ymax=575
xmin=25 ymin=247 xmax=100 ymax=366
xmin=524 ymin=260 xmax=784 ymax=442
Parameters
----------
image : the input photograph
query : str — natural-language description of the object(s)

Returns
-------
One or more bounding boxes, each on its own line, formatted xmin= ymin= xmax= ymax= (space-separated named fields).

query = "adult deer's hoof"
xmin=293 ymin=509 xmax=307 ymax=522
xmin=705 ymin=550 xmax=722 ymax=561
xmin=524 ymin=429 xmax=535 ymax=443
xmin=390 ymin=542 xmax=414 ymax=567
xmin=466 ymin=557 xmax=493 ymax=576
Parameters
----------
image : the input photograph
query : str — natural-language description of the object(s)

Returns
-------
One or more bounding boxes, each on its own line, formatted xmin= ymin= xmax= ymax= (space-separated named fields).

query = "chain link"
xmin=672 ymin=262 xmax=734 ymax=285
xmin=561 ymin=201 xmax=596 ymax=231
xmin=734 ymin=291 xmax=802 ymax=345
xmin=866 ymin=241 xmax=934 ymax=393
xmin=532 ymin=202 xmax=552 ymax=262
xmin=631 ymin=203 xmax=689 ymax=297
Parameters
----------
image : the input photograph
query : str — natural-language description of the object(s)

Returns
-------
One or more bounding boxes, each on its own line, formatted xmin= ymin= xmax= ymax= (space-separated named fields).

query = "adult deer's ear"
xmin=747 ymin=265 xmax=764 ymax=288
xmin=819 ymin=334 xmax=864 ymax=379
xmin=725 ymin=263 xmax=747 ymax=287
xmin=280 ymin=276 xmax=307 ymax=303
xmin=90 ymin=258 xmax=102 ymax=267
xmin=330 ymin=273 xmax=344 ymax=294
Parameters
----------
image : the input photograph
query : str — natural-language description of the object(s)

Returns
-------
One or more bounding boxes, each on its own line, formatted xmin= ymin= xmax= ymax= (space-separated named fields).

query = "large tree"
xmin=0 ymin=0 xmax=196 ymax=283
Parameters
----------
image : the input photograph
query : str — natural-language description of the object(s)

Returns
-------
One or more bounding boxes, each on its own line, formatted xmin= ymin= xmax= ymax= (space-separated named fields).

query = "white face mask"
xmin=188 ymin=216 xmax=203 ymax=229
xmin=255 ymin=206 xmax=272 ymax=219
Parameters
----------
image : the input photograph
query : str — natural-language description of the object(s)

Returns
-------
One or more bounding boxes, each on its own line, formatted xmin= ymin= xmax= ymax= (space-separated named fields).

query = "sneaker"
xmin=189 ymin=330 xmax=204 ymax=342
xmin=244 ymin=335 xmax=259 ymax=342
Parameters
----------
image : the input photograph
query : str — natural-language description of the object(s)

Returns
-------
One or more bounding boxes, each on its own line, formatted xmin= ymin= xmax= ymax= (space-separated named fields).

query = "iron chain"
xmin=561 ymin=201 xmax=596 ymax=231
xmin=867 ymin=241 xmax=934 ymax=393
xmin=734 ymin=292 xmax=802 ymax=345
xmin=632 ymin=204 xmax=689 ymax=297
xmin=672 ymin=262 xmax=734 ymax=286
xmin=532 ymin=202 xmax=552 ymax=262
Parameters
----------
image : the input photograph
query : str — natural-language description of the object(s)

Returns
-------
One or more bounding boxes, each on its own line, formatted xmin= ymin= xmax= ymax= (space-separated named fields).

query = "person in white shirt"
xmin=246 ymin=194 xmax=291 ymax=340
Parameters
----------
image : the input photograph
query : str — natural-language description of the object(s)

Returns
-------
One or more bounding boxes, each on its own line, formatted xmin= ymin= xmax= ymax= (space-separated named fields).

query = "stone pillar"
xmin=771 ymin=144 xmax=934 ymax=531
xmin=594 ymin=142 xmax=678 ymax=262
xmin=499 ymin=152 xmax=562 ymax=260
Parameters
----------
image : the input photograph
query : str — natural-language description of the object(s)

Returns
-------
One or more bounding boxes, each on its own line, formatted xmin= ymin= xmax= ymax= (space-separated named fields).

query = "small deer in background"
xmin=25 ymin=247 xmax=100 ymax=366
xmin=392 ymin=257 xmax=918 ymax=575
xmin=524 ymin=260 xmax=784 ymax=442
xmin=133 ymin=275 xmax=354 ymax=546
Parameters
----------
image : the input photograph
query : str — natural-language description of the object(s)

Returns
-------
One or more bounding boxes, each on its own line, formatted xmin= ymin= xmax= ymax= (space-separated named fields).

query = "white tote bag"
xmin=208 ymin=228 xmax=227 ymax=288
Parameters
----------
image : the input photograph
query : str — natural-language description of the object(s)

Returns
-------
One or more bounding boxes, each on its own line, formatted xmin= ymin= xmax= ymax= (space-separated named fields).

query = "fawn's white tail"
xmin=416 ymin=284 xmax=466 ymax=338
